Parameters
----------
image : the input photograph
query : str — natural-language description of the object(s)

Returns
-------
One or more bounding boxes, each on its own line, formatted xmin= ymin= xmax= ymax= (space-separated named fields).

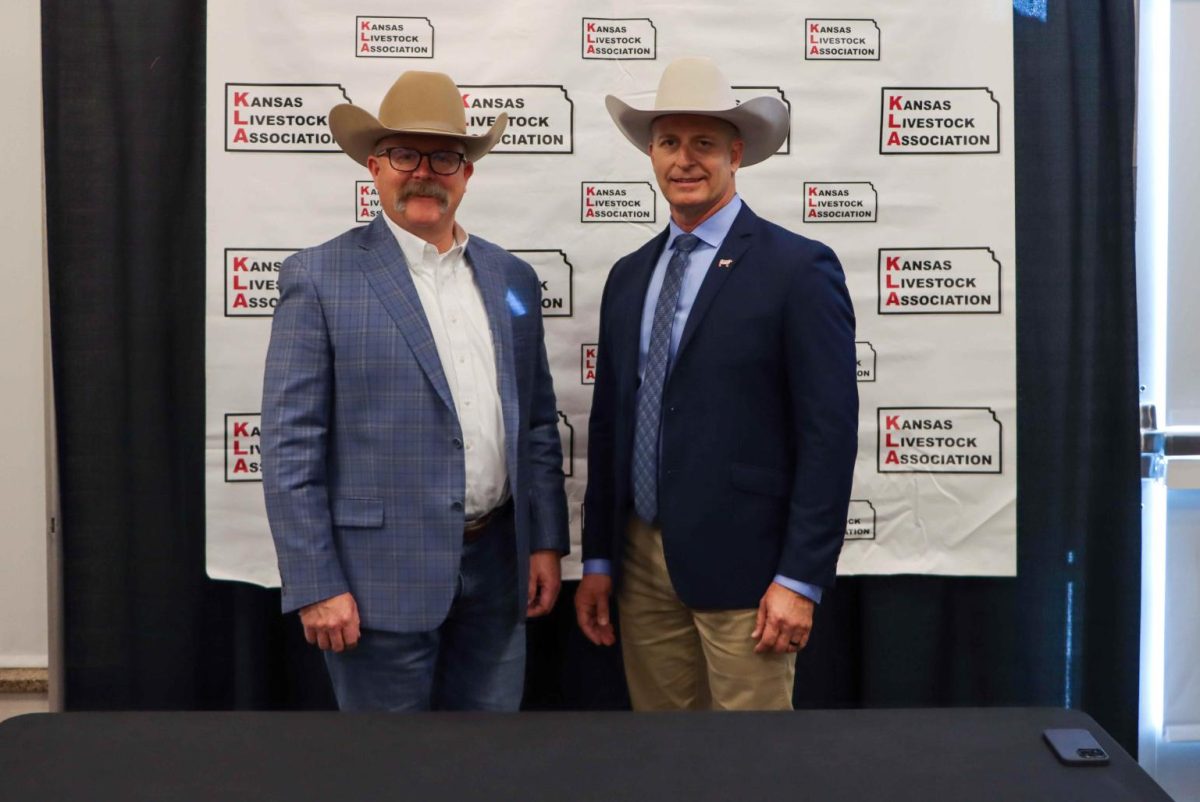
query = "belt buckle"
xmin=463 ymin=499 xmax=510 ymax=543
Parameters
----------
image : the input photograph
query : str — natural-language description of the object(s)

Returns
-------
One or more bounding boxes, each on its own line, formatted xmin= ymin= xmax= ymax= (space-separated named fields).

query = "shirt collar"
xmin=379 ymin=212 xmax=470 ymax=274
xmin=666 ymin=194 xmax=743 ymax=250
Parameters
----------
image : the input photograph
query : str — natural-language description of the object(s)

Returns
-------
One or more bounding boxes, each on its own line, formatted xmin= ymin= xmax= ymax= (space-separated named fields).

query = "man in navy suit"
xmin=262 ymin=71 xmax=568 ymax=711
xmin=576 ymin=58 xmax=858 ymax=710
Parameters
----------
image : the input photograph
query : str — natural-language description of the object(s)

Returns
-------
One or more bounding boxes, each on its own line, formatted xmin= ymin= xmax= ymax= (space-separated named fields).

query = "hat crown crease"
xmin=328 ymin=69 xmax=505 ymax=166
xmin=603 ymin=57 xmax=789 ymax=168
xmin=379 ymin=78 xmax=466 ymax=134
xmin=655 ymin=85 xmax=737 ymax=110
xmin=654 ymin=57 xmax=735 ymax=110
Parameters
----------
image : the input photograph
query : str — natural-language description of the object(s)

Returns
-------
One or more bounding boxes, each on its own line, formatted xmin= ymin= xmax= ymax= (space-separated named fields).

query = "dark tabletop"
xmin=0 ymin=707 xmax=1170 ymax=801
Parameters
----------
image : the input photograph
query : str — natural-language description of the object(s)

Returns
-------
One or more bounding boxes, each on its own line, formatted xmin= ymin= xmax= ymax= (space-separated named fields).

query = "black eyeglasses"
xmin=375 ymin=146 xmax=467 ymax=175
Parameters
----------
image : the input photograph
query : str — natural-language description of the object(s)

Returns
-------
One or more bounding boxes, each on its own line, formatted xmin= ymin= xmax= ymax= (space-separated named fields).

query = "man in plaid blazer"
xmin=262 ymin=71 xmax=568 ymax=711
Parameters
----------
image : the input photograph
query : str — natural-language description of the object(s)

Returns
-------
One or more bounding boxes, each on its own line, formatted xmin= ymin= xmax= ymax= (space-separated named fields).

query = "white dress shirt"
xmin=381 ymin=215 xmax=508 ymax=519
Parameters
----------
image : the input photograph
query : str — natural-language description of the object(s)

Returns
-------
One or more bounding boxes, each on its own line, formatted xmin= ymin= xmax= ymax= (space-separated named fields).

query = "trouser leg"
xmin=692 ymin=607 xmax=796 ymax=711
xmin=434 ymin=509 xmax=525 ymax=711
xmin=617 ymin=516 xmax=710 ymax=711
xmin=323 ymin=628 xmax=439 ymax=711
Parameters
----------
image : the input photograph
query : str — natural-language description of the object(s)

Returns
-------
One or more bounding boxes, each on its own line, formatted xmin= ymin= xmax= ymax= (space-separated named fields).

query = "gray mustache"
xmin=397 ymin=180 xmax=450 ymax=208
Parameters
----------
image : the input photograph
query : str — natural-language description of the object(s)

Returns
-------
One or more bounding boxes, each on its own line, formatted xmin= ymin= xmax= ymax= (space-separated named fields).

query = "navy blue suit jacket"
xmin=583 ymin=203 xmax=858 ymax=609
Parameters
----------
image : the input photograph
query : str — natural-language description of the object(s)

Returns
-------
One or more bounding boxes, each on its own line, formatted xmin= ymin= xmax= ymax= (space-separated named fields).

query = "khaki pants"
xmin=617 ymin=516 xmax=796 ymax=711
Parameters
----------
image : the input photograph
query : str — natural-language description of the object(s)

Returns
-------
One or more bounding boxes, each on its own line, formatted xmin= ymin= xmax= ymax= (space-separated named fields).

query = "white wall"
xmin=1157 ymin=4 xmax=1200 ymax=799
xmin=0 ymin=0 xmax=50 ymax=669
xmin=1166 ymin=0 xmax=1200 ymax=426
xmin=1138 ymin=0 xmax=1200 ymax=798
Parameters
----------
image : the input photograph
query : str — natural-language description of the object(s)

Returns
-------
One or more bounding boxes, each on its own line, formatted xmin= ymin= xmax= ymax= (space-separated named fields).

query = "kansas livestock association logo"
xmin=880 ymin=88 xmax=1000 ymax=154
xmin=856 ymin=342 xmax=877 ymax=382
xmin=225 ymin=84 xmax=348 ymax=152
xmin=225 ymin=249 xmax=294 ymax=317
xmin=558 ymin=411 xmax=575 ymax=477
xmin=356 ymin=181 xmax=380 ymax=222
xmin=510 ymin=250 xmax=573 ymax=316
xmin=803 ymin=182 xmax=877 ymax=223
xmin=461 ymin=85 xmax=573 ymax=153
xmin=845 ymin=500 xmax=877 ymax=540
xmin=355 ymin=16 xmax=433 ymax=58
xmin=877 ymin=407 xmax=1003 ymax=473
xmin=805 ymin=19 xmax=880 ymax=60
xmin=581 ymin=344 xmax=597 ymax=384
xmin=581 ymin=182 xmax=656 ymax=223
xmin=225 ymin=413 xmax=262 ymax=482
xmin=581 ymin=18 xmax=656 ymax=59
xmin=878 ymin=248 xmax=1001 ymax=314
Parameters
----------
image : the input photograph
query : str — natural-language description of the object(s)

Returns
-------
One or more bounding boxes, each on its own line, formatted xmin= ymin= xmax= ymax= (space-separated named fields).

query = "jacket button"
xmin=451 ymin=501 xmax=463 ymax=512
xmin=452 ymin=437 xmax=463 ymax=449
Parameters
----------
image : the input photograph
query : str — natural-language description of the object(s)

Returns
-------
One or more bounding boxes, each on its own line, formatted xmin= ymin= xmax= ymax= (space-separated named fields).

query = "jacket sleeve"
xmin=778 ymin=241 xmax=859 ymax=589
xmin=261 ymin=252 xmax=349 ymax=613
xmin=582 ymin=264 xmax=620 ymax=562
xmin=524 ymin=270 xmax=570 ymax=554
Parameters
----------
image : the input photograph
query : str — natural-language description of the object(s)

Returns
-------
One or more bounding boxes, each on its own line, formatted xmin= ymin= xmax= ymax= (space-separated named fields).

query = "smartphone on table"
xmin=1043 ymin=728 xmax=1110 ymax=766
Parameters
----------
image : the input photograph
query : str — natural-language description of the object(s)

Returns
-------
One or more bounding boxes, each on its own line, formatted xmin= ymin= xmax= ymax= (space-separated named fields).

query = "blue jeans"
xmin=323 ymin=511 xmax=525 ymax=711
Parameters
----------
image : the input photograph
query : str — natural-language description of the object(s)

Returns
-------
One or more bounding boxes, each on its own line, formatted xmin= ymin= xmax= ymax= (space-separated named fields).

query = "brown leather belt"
xmin=463 ymin=498 xmax=513 ymax=543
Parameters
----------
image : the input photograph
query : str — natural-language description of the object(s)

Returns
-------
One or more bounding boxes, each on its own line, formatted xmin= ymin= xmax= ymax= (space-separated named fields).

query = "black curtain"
xmin=43 ymin=0 xmax=1141 ymax=750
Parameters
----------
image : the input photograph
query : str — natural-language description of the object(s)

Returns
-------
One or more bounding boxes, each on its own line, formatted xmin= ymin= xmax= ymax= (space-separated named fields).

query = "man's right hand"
xmin=575 ymin=574 xmax=615 ymax=646
xmin=299 ymin=592 xmax=361 ymax=653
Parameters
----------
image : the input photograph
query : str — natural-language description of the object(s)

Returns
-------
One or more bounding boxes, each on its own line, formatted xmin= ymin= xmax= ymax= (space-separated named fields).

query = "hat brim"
xmin=329 ymin=104 xmax=508 ymax=166
xmin=604 ymin=94 xmax=789 ymax=167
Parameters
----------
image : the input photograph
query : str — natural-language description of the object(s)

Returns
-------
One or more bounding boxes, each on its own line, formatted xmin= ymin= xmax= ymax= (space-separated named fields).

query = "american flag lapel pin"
xmin=717 ymin=258 xmax=733 ymax=269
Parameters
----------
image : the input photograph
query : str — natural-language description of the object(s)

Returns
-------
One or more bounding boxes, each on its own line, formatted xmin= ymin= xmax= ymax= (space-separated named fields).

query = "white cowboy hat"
xmin=329 ymin=70 xmax=507 ymax=166
xmin=605 ymin=57 xmax=789 ymax=167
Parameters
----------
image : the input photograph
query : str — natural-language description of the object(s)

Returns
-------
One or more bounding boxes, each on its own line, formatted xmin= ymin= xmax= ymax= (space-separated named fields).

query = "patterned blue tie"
xmin=632 ymin=233 xmax=701 ymax=523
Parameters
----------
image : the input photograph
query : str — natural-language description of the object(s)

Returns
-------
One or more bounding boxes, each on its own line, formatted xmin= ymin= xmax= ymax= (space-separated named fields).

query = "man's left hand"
xmin=752 ymin=582 xmax=815 ymax=654
xmin=527 ymin=550 xmax=562 ymax=618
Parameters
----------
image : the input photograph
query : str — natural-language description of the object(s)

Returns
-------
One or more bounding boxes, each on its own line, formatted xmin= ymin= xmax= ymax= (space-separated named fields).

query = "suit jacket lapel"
xmin=465 ymin=239 xmax=519 ymax=483
xmin=674 ymin=204 xmax=758 ymax=361
xmin=357 ymin=216 xmax=457 ymax=416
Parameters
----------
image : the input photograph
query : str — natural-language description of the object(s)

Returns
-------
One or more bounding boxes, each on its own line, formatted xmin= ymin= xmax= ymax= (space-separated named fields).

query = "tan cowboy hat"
xmin=605 ymin=57 xmax=789 ymax=167
xmin=329 ymin=70 xmax=507 ymax=166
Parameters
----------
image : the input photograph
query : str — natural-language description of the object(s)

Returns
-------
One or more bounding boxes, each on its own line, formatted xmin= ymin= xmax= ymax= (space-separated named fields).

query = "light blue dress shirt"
xmin=583 ymin=196 xmax=823 ymax=605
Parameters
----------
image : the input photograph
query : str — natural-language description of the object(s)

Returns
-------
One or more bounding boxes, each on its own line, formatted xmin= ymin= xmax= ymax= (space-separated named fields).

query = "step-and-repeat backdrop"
xmin=206 ymin=1 xmax=1016 ymax=586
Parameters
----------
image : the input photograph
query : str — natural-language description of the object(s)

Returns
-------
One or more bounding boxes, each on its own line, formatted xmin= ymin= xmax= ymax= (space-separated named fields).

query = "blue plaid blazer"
xmin=262 ymin=215 xmax=568 ymax=632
